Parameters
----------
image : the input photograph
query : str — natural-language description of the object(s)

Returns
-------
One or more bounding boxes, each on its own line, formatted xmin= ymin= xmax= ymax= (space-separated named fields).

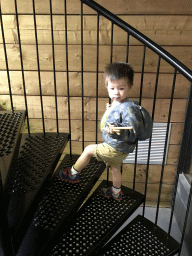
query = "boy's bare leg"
xmin=110 ymin=166 xmax=122 ymax=189
xmin=101 ymin=166 xmax=122 ymax=200
xmin=73 ymin=145 xmax=94 ymax=172
xmin=58 ymin=145 xmax=94 ymax=183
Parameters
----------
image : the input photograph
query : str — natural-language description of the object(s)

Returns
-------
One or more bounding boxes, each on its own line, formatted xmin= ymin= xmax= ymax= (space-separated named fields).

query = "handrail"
xmin=81 ymin=0 xmax=192 ymax=82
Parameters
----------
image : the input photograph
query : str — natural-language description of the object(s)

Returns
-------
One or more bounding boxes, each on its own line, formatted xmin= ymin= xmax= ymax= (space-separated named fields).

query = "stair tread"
xmin=7 ymin=133 xmax=69 ymax=239
xmin=16 ymin=154 xmax=106 ymax=256
xmin=99 ymin=214 xmax=180 ymax=256
xmin=43 ymin=180 xmax=145 ymax=256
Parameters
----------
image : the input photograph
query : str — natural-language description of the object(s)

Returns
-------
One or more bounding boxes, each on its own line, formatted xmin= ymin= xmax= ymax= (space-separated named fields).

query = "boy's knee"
xmin=84 ymin=145 xmax=93 ymax=156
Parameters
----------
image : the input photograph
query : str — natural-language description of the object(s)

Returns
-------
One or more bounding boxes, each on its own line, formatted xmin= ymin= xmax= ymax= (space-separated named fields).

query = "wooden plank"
xmin=0 ymin=45 xmax=192 ymax=72
xmin=20 ymin=118 xmax=183 ymax=146
xmin=122 ymin=182 xmax=174 ymax=203
xmin=0 ymin=95 xmax=188 ymax=123
xmin=0 ymin=71 xmax=190 ymax=99
xmin=1 ymin=0 xmax=192 ymax=15
xmin=166 ymin=144 xmax=180 ymax=165
xmin=99 ymin=164 xmax=177 ymax=185
xmin=1 ymin=15 xmax=192 ymax=46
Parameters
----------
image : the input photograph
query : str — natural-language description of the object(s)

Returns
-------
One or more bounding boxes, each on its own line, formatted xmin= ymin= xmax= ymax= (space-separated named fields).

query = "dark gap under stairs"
xmin=16 ymin=154 xmax=106 ymax=256
xmin=98 ymin=214 xmax=180 ymax=256
xmin=39 ymin=180 xmax=145 ymax=256
xmin=6 ymin=132 xmax=70 ymax=252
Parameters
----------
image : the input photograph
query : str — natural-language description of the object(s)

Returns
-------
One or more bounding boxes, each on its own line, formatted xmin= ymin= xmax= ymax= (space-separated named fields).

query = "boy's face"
xmin=106 ymin=77 xmax=130 ymax=103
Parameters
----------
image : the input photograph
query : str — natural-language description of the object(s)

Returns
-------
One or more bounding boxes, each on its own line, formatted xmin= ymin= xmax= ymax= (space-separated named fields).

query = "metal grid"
xmin=16 ymin=154 xmax=106 ymax=256
xmin=6 ymin=133 xmax=69 ymax=246
xmin=99 ymin=214 xmax=180 ymax=256
xmin=46 ymin=180 xmax=145 ymax=256
xmin=123 ymin=123 xmax=172 ymax=165
xmin=0 ymin=110 xmax=26 ymax=187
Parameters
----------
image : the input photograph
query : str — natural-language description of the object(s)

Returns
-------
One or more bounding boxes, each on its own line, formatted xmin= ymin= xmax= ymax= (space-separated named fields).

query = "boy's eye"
xmin=120 ymin=88 xmax=124 ymax=90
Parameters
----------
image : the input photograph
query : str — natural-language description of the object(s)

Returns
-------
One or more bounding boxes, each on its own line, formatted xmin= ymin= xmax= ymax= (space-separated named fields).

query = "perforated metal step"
xmin=40 ymin=180 xmax=145 ymax=256
xmin=6 ymin=133 xmax=69 ymax=245
xmin=16 ymin=154 xmax=106 ymax=256
xmin=99 ymin=214 xmax=180 ymax=256
xmin=0 ymin=110 xmax=26 ymax=187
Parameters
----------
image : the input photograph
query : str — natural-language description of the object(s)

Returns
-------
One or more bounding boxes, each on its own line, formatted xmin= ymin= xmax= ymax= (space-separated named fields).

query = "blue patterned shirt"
xmin=100 ymin=99 xmax=149 ymax=153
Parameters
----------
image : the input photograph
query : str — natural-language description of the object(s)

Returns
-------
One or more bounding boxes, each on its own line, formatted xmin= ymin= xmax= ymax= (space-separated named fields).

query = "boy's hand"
xmin=106 ymin=103 xmax=111 ymax=110
xmin=104 ymin=123 xmax=121 ymax=135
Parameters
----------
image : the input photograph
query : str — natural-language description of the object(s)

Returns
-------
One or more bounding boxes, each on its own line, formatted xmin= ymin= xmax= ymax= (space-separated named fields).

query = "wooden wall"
xmin=1 ymin=0 xmax=192 ymax=206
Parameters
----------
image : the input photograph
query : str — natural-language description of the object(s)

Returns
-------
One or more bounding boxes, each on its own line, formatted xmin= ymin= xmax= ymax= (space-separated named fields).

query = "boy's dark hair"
xmin=105 ymin=62 xmax=134 ymax=89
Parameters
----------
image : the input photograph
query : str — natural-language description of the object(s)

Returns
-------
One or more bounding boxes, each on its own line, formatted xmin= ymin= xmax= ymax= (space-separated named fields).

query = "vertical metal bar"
xmin=14 ymin=0 xmax=30 ymax=134
xmin=81 ymin=1 xmax=85 ymax=151
xmin=64 ymin=0 xmax=72 ymax=155
xmin=132 ymin=140 xmax=138 ymax=192
xmin=139 ymin=45 xmax=146 ymax=105
xmin=142 ymin=56 xmax=161 ymax=217
xmin=133 ymin=45 xmax=146 ymax=191
xmin=110 ymin=22 xmax=114 ymax=64
xmin=178 ymin=182 xmax=192 ymax=256
xmin=168 ymin=82 xmax=192 ymax=236
xmin=107 ymin=166 xmax=109 ymax=187
xmin=155 ymin=69 xmax=177 ymax=225
xmin=95 ymin=13 xmax=100 ymax=144
xmin=126 ymin=33 xmax=130 ymax=63
xmin=32 ymin=0 xmax=45 ymax=134
xmin=108 ymin=22 xmax=114 ymax=105
xmin=49 ymin=0 xmax=59 ymax=134
xmin=0 ymin=6 xmax=14 ymax=111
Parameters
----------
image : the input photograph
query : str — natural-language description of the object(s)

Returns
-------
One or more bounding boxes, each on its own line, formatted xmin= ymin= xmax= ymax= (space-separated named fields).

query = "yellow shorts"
xmin=92 ymin=142 xmax=128 ymax=170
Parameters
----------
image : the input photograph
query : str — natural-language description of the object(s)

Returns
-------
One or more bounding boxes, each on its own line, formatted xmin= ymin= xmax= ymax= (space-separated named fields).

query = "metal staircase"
xmin=0 ymin=111 xmax=145 ymax=256
xmin=1 ymin=0 xmax=192 ymax=255
xmin=0 ymin=110 xmax=182 ymax=256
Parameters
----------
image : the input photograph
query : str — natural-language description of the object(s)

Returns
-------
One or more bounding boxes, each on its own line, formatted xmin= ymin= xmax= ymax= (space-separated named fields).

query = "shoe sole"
xmin=57 ymin=175 xmax=80 ymax=183
xmin=101 ymin=192 xmax=123 ymax=201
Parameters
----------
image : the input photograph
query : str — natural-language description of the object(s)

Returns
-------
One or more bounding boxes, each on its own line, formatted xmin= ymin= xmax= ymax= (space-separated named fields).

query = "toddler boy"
xmin=58 ymin=62 xmax=150 ymax=200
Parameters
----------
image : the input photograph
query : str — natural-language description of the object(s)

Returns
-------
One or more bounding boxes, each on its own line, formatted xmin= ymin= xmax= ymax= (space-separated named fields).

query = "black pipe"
xmin=126 ymin=33 xmax=130 ymax=63
xmin=49 ymin=0 xmax=59 ymax=133
xmin=32 ymin=0 xmax=45 ymax=134
xmin=142 ymin=56 xmax=161 ymax=217
xmin=95 ymin=13 xmax=100 ymax=144
xmin=110 ymin=22 xmax=114 ymax=64
xmin=14 ymin=0 xmax=30 ymax=134
xmin=64 ymin=0 xmax=72 ymax=155
xmin=155 ymin=69 xmax=177 ymax=225
xmin=133 ymin=45 xmax=146 ymax=191
xmin=0 ymin=5 xmax=14 ymax=111
xmin=81 ymin=1 xmax=85 ymax=151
